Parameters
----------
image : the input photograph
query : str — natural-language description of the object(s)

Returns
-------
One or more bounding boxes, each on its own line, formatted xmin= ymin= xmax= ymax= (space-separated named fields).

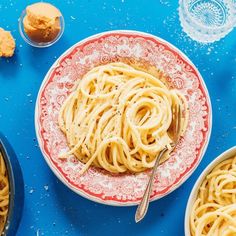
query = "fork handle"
xmin=135 ymin=147 xmax=168 ymax=223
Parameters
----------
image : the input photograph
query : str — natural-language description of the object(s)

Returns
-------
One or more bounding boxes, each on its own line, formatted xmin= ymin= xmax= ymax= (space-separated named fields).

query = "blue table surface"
xmin=0 ymin=0 xmax=236 ymax=235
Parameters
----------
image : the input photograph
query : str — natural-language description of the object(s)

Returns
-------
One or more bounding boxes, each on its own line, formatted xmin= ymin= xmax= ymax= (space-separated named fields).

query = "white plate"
xmin=185 ymin=146 xmax=236 ymax=236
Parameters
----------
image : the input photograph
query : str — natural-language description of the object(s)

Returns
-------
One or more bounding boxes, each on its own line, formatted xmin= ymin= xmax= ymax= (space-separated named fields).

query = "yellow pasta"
xmin=0 ymin=152 xmax=9 ymax=233
xmin=58 ymin=62 xmax=188 ymax=174
xmin=190 ymin=156 xmax=236 ymax=236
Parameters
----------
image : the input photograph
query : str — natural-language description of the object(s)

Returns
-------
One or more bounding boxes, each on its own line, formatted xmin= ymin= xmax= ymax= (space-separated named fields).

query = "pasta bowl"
xmin=185 ymin=146 xmax=236 ymax=236
xmin=0 ymin=133 xmax=24 ymax=235
xmin=35 ymin=30 xmax=212 ymax=206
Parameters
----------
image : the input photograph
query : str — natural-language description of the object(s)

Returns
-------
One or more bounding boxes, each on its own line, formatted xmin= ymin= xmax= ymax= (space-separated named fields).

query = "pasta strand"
xmin=58 ymin=62 xmax=188 ymax=174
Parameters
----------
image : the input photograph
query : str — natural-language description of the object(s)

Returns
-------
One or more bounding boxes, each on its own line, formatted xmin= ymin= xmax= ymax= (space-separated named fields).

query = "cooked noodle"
xmin=190 ymin=156 xmax=236 ymax=236
xmin=58 ymin=62 xmax=188 ymax=174
xmin=0 ymin=152 xmax=9 ymax=233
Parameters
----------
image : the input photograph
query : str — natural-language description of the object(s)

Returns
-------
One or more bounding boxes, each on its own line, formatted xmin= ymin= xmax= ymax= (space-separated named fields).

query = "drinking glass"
xmin=179 ymin=0 xmax=236 ymax=43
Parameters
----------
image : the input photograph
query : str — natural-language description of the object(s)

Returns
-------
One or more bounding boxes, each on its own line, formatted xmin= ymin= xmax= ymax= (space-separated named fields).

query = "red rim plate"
xmin=35 ymin=30 xmax=212 ymax=206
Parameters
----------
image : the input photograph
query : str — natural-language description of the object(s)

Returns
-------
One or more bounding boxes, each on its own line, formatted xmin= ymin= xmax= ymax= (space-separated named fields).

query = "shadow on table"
xmin=0 ymin=53 xmax=19 ymax=79
xmin=49 ymin=171 xmax=186 ymax=236
xmin=25 ymin=35 xmax=71 ymax=75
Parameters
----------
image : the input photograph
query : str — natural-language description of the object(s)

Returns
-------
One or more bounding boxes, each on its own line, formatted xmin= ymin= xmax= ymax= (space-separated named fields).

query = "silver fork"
xmin=135 ymin=104 xmax=182 ymax=223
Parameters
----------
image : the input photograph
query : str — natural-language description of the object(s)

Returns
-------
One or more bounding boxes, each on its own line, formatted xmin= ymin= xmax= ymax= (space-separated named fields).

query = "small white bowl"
xmin=185 ymin=146 xmax=236 ymax=236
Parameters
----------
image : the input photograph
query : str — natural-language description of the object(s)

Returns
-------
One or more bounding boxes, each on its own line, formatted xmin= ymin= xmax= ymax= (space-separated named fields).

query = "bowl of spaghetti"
xmin=0 ymin=134 xmax=24 ymax=235
xmin=185 ymin=146 xmax=236 ymax=236
xmin=35 ymin=30 xmax=212 ymax=206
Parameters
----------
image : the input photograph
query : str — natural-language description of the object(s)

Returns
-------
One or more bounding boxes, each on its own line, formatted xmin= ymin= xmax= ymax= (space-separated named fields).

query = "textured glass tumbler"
xmin=179 ymin=0 xmax=236 ymax=43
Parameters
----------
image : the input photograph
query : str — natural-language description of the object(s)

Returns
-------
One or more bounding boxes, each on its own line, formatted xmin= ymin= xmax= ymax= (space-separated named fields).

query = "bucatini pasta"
xmin=190 ymin=156 xmax=236 ymax=236
xmin=0 ymin=152 xmax=9 ymax=233
xmin=58 ymin=62 xmax=188 ymax=174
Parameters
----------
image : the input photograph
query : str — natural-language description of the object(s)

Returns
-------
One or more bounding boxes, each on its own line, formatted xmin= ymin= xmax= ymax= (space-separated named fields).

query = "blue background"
xmin=0 ymin=0 xmax=236 ymax=235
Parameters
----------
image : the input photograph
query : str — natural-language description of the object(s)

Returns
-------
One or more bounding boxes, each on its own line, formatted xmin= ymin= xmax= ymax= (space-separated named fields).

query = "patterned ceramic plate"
xmin=35 ymin=31 xmax=212 ymax=206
